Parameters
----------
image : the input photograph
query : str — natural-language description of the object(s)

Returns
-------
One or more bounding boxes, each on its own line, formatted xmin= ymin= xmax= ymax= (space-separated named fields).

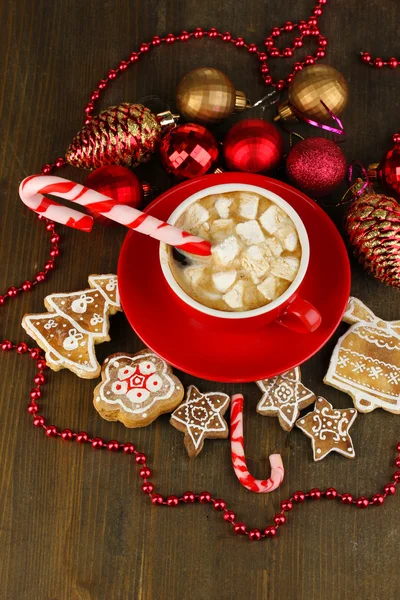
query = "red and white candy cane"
xmin=231 ymin=394 xmax=284 ymax=493
xmin=19 ymin=175 xmax=212 ymax=257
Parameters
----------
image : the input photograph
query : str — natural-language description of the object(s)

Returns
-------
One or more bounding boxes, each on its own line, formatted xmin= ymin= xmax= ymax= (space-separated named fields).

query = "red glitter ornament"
xmin=223 ymin=119 xmax=284 ymax=173
xmin=160 ymin=123 xmax=219 ymax=179
xmin=85 ymin=166 xmax=144 ymax=224
xmin=286 ymin=137 xmax=347 ymax=197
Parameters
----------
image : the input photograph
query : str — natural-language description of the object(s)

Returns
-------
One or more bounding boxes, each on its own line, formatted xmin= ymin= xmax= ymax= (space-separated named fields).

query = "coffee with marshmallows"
xmin=169 ymin=191 xmax=301 ymax=312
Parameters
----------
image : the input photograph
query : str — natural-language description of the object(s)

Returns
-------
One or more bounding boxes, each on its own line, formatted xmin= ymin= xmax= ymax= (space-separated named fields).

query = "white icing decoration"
xmin=63 ymin=328 xmax=84 ymax=351
xmin=98 ymin=352 xmax=176 ymax=415
xmin=71 ymin=293 xmax=94 ymax=314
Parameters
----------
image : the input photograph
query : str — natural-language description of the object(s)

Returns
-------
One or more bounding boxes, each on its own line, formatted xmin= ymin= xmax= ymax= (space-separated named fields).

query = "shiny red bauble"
xmin=85 ymin=165 xmax=144 ymax=224
xmin=160 ymin=123 xmax=219 ymax=179
xmin=377 ymin=145 xmax=400 ymax=196
xmin=223 ymin=119 xmax=284 ymax=173
xmin=286 ymin=137 xmax=347 ymax=197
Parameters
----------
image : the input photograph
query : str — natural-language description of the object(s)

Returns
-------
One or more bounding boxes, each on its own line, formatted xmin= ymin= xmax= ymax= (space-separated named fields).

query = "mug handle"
xmin=277 ymin=296 xmax=321 ymax=334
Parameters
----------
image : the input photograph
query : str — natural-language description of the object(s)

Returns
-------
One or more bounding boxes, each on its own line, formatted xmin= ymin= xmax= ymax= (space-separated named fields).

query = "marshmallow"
xmin=183 ymin=203 xmax=210 ymax=230
xmin=259 ymin=205 xmax=288 ymax=234
xmin=212 ymin=270 xmax=237 ymax=292
xmin=210 ymin=218 xmax=235 ymax=243
xmin=222 ymin=280 xmax=245 ymax=309
xmin=185 ymin=265 xmax=206 ymax=286
xmin=257 ymin=276 xmax=278 ymax=300
xmin=236 ymin=220 xmax=265 ymax=245
xmin=271 ymin=257 xmax=300 ymax=281
xmin=211 ymin=235 xmax=240 ymax=266
xmin=241 ymin=245 xmax=270 ymax=284
xmin=215 ymin=196 xmax=232 ymax=219
xmin=263 ymin=237 xmax=283 ymax=257
xmin=238 ymin=193 xmax=259 ymax=220
xmin=276 ymin=224 xmax=299 ymax=252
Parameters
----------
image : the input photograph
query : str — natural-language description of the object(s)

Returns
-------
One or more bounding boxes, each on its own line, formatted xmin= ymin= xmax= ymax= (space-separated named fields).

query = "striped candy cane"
xmin=231 ymin=394 xmax=284 ymax=493
xmin=19 ymin=174 xmax=212 ymax=257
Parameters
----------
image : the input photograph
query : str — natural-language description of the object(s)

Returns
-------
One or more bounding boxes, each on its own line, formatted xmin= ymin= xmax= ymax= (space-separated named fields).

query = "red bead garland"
xmin=6 ymin=344 xmax=393 ymax=541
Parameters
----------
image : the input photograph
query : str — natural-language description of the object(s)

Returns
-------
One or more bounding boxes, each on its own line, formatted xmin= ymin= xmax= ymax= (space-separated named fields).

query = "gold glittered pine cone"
xmin=345 ymin=188 xmax=400 ymax=287
xmin=66 ymin=103 xmax=162 ymax=169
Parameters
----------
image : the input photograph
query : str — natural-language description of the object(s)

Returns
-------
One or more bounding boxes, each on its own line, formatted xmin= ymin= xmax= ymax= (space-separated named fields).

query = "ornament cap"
xmin=234 ymin=91 xmax=249 ymax=112
xmin=367 ymin=163 xmax=379 ymax=180
xmin=275 ymin=101 xmax=297 ymax=123
xmin=157 ymin=110 xmax=180 ymax=128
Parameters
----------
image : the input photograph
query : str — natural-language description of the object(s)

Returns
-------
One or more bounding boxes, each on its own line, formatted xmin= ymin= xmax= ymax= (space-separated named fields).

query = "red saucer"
xmin=118 ymin=173 xmax=350 ymax=382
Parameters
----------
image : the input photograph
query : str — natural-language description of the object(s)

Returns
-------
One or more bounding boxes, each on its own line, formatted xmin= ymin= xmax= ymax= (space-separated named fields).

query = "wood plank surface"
xmin=0 ymin=1 xmax=399 ymax=598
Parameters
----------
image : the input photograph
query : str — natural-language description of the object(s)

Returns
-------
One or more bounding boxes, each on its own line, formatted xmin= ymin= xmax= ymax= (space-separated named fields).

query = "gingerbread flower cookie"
xmin=296 ymin=397 xmax=358 ymax=461
xmin=324 ymin=297 xmax=400 ymax=414
xmin=21 ymin=274 xmax=121 ymax=378
xmin=93 ymin=350 xmax=184 ymax=427
xmin=170 ymin=386 xmax=230 ymax=457
xmin=256 ymin=367 xmax=316 ymax=431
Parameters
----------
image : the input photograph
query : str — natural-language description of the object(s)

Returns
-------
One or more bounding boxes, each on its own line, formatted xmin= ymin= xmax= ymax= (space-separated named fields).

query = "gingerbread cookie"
xmin=170 ymin=386 xmax=230 ymax=457
xmin=256 ymin=367 xmax=316 ymax=431
xmin=296 ymin=397 xmax=357 ymax=461
xmin=324 ymin=297 xmax=400 ymax=414
xmin=93 ymin=350 xmax=184 ymax=427
xmin=21 ymin=274 xmax=121 ymax=378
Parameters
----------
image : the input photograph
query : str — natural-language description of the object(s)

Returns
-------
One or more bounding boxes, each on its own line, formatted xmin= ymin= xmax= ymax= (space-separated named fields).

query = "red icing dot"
xmin=138 ymin=392 xmax=142 ymax=397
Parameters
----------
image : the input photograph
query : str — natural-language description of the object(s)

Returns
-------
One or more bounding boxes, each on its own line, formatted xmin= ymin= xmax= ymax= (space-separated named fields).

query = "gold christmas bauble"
xmin=176 ymin=67 xmax=248 ymax=125
xmin=276 ymin=64 xmax=349 ymax=123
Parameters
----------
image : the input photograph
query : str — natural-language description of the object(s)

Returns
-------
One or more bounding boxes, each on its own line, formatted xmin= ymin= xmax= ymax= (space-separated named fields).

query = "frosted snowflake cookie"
xmin=93 ymin=350 xmax=184 ymax=427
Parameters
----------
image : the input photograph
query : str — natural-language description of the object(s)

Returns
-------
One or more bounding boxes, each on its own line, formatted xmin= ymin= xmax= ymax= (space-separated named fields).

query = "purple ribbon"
xmin=299 ymin=100 xmax=345 ymax=137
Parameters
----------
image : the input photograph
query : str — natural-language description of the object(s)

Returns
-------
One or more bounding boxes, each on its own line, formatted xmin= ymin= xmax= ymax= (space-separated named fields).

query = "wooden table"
xmin=1 ymin=1 xmax=399 ymax=598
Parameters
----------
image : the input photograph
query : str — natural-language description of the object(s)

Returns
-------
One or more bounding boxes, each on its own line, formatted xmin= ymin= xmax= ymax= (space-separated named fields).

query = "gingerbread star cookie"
xmin=296 ymin=397 xmax=358 ymax=461
xmin=93 ymin=350 xmax=184 ymax=427
xmin=256 ymin=367 xmax=316 ymax=431
xmin=324 ymin=297 xmax=400 ymax=414
xmin=170 ymin=386 xmax=230 ymax=457
xmin=21 ymin=274 xmax=121 ymax=378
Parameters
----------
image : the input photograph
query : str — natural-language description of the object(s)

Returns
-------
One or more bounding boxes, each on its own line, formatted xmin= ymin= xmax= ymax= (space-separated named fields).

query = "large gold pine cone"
xmin=288 ymin=64 xmax=348 ymax=122
xmin=176 ymin=67 xmax=236 ymax=124
xmin=345 ymin=190 xmax=400 ymax=287
xmin=66 ymin=103 xmax=162 ymax=169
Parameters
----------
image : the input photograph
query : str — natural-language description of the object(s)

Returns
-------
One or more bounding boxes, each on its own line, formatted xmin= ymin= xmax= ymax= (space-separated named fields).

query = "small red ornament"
xmin=369 ymin=145 xmax=400 ymax=197
xmin=160 ymin=123 xmax=219 ymax=179
xmin=286 ymin=137 xmax=347 ymax=197
xmin=85 ymin=166 xmax=144 ymax=224
xmin=223 ymin=119 xmax=284 ymax=173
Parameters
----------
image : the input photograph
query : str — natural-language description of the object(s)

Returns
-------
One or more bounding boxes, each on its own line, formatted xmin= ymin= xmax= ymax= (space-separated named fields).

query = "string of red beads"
xmin=361 ymin=52 xmax=399 ymax=70
xmin=2 ymin=341 xmax=398 ymax=541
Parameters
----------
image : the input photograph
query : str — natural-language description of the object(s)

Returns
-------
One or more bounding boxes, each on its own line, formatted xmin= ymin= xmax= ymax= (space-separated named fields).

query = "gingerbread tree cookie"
xmin=21 ymin=274 xmax=121 ymax=378
xmin=324 ymin=297 xmax=400 ymax=414
xmin=170 ymin=386 xmax=230 ymax=457
xmin=296 ymin=397 xmax=358 ymax=461
xmin=256 ymin=367 xmax=316 ymax=431
xmin=93 ymin=350 xmax=184 ymax=427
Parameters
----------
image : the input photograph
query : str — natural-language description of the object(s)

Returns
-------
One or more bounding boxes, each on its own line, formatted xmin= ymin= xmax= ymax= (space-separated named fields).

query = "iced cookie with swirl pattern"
xmin=93 ymin=350 xmax=184 ymax=427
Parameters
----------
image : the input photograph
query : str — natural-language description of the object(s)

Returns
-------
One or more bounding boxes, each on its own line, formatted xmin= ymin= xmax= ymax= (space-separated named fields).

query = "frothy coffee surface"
xmin=170 ymin=191 xmax=302 ymax=312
